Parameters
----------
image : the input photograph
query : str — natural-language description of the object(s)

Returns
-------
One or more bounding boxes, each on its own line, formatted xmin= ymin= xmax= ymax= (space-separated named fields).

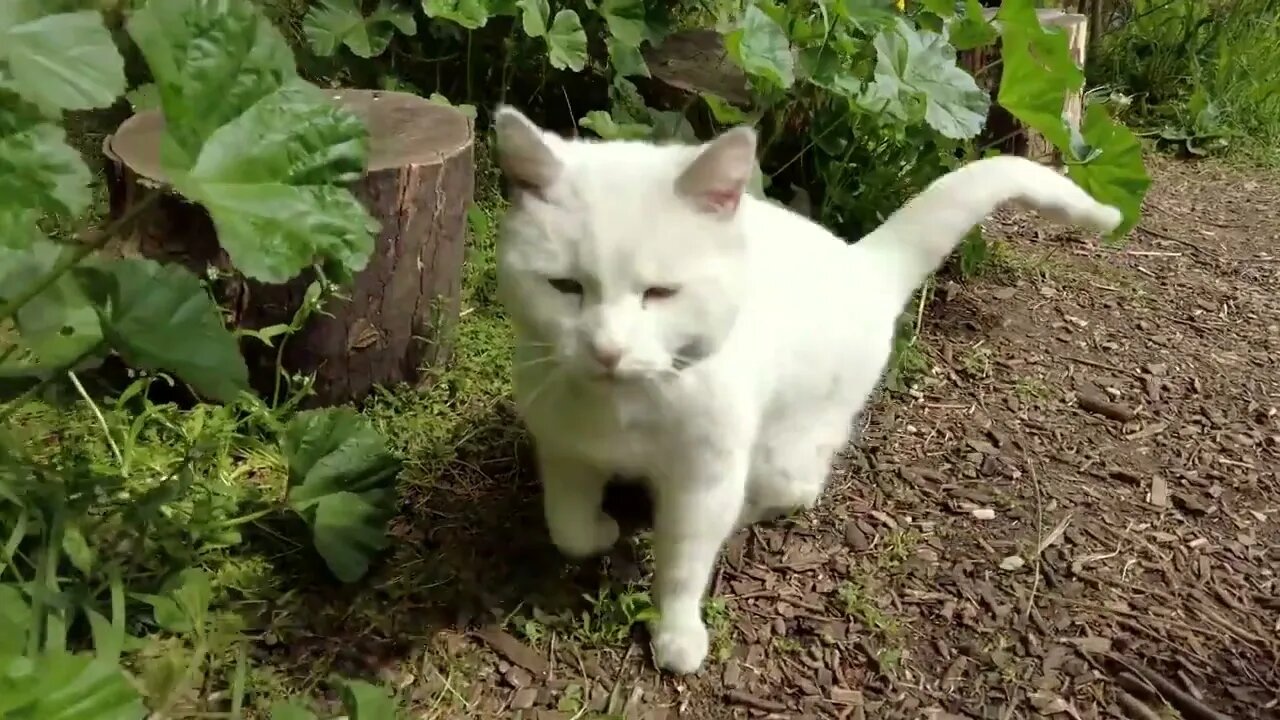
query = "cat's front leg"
xmin=648 ymin=451 xmax=748 ymax=674
xmin=539 ymin=450 xmax=619 ymax=558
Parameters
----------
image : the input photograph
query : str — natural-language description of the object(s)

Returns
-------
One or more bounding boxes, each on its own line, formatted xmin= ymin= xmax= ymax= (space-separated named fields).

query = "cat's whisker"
xmin=519 ymin=367 xmax=563 ymax=411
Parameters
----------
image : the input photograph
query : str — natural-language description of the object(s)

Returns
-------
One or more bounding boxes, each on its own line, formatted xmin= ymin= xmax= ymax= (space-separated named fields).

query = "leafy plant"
xmin=1 ymin=0 xmax=405 ymax=713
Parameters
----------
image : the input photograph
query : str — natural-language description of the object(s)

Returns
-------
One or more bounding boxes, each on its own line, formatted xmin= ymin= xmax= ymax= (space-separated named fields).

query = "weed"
xmin=1092 ymin=0 xmax=1280 ymax=161
xmin=772 ymin=636 xmax=804 ymax=655
xmin=1014 ymin=377 xmax=1052 ymax=403
xmin=959 ymin=344 xmax=995 ymax=379
xmin=704 ymin=597 xmax=736 ymax=663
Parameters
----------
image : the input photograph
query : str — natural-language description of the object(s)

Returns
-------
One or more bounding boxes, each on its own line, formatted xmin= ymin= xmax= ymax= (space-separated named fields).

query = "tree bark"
xmin=102 ymin=89 xmax=475 ymax=408
xmin=960 ymin=9 xmax=1090 ymax=166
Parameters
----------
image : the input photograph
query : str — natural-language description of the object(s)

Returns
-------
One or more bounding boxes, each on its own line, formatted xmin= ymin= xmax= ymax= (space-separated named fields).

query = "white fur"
xmin=492 ymin=106 xmax=1122 ymax=675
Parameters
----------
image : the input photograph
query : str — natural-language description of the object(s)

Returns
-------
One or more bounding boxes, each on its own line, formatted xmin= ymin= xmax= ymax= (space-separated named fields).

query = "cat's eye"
xmin=548 ymin=278 xmax=584 ymax=295
xmin=643 ymin=286 xmax=679 ymax=302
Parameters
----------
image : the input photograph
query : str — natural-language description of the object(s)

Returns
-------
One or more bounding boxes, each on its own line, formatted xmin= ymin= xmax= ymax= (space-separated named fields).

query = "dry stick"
xmin=1061 ymin=353 xmax=1139 ymax=377
xmin=1022 ymin=456 xmax=1045 ymax=626
xmin=1137 ymin=224 xmax=1218 ymax=259
xmin=1115 ymin=656 xmax=1234 ymax=720
xmin=1115 ymin=689 xmax=1165 ymax=720
xmin=725 ymin=690 xmax=787 ymax=714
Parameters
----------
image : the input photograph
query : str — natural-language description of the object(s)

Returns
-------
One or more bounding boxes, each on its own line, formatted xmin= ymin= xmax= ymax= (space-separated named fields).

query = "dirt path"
xmin=285 ymin=158 xmax=1279 ymax=719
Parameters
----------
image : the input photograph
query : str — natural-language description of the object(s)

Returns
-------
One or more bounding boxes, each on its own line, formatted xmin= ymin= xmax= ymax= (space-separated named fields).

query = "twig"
xmin=1023 ymin=457 xmax=1044 ymax=625
xmin=1062 ymin=353 xmax=1138 ymax=377
xmin=1077 ymin=392 xmax=1137 ymax=423
xmin=1115 ymin=656 xmax=1233 ymax=720
xmin=1136 ymin=224 xmax=1218 ymax=259
xmin=1115 ymin=688 xmax=1164 ymax=720
xmin=725 ymin=690 xmax=787 ymax=713
xmin=68 ymin=370 xmax=123 ymax=467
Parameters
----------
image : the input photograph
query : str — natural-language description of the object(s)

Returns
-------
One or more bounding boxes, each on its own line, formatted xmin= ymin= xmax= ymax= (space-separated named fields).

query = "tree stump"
xmin=960 ymin=9 xmax=1090 ymax=165
xmin=102 ymin=90 xmax=474 ymax=407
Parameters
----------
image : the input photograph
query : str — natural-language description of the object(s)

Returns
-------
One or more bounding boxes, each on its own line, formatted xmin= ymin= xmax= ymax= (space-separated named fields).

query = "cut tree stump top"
xmin=106 ymin=89 xmax=473 ymax=185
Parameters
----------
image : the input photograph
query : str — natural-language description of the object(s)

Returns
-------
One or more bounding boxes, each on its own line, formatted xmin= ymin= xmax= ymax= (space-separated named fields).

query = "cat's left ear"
xmin=675 ymin=126 xmax=758 ymax=217
xmin=494 ymin=105 xmax=562 ymax=200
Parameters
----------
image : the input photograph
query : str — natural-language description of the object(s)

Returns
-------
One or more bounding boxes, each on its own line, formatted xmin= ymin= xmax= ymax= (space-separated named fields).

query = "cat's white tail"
xmin=854 ymin=155 xmax=1124 ymax=295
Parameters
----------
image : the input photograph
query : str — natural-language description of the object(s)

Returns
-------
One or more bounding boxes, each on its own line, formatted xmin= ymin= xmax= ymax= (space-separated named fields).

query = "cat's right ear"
xmin=493 ymin=106 xmax=562 ymax=200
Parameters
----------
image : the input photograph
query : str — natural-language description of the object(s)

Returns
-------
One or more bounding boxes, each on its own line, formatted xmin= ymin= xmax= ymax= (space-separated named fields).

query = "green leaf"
xmin=125 ymin=83 xmax=160 ymax=112
xmin=0 ymin=237 xmax=104 ymax=368
xmin=1 ymin=11 xmax=126 ymax=111
xmin=517 ymin=0 xmax=549 ymax=37
xmin=862 ymin=18 xmax=988 ymax=139
xmin=607 ymin=37 xmax=650 ymax=78
xmin=0 ymin=119 xmax=92 ymax=229
xmin=422 ymin=0 xmax=490 ymax=29
xmin=547 ymin=9 xmax=588 ymax=72
xmin=339 ymin=679 xmax=401 ymax=720
xmin=579 ymin=111 xmax=652 ymax=140
xmin=271 ymin=701 xmax=320 ymax=720
xmin=725 ymin=4 xmax=795 ymax=90
xmin=427 ymin=93 xmax=478 ymax=119
xmin=599 ymin=0 xmax=646 ymax=46
xmin=833 ymin=0 xmax=898 ymax=33
xmin=304 ymin=0 xmax=416 ymax=59
xmin=0 ymin=652 xmax=144 ymax=720
xmin=994 ymin=0 xmax=1082 ymax=149
xmin=74 ymin=258 xmax=250 ymax=404
xmin=180 ymin=80 xmax=378 ymax=284
xmin=62 ymin=524 xmax=95 ymax=575
xmin=700 ymin=93 xmax=748 ymax=124
xmin=947 ymin=0 xmax=996 ymax=51
xmin=922 ymin=0 xmax=959 ymax=17
xmin=126 ymin=0 xmax=296 ymax=170
xmin=284 ymin=408 xmax=401 ymax=582
xmin=1066 ymin=104 xmax=1150 ymax=238
xmin=0 ymin=584 xmax=29 ymax=656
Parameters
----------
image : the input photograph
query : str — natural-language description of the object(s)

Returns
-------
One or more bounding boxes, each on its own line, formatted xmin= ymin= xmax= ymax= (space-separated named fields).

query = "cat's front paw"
xmin=649 ymin=616 xmax=709 ymax=675
xmin=548 ymin=511 xmax=620 ymax=559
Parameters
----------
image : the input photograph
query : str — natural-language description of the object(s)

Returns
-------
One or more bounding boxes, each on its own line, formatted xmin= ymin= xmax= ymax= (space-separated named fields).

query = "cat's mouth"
xmin=671 ymin=339 xmax=711 ymax=372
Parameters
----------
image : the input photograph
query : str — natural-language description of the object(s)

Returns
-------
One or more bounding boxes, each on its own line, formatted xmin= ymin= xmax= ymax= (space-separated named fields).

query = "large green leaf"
xmin=547 ymin=9 xmax=588 ymax=72
xmin=725 ymin=4 xmax=795 ymax=90
xmin=303 ymin=0 xmax=416 ymax=58
xmin=0 ymin=584 xmax=28 ymax=656
xmin=1 ymin=10 xmax=126 ymax=111
xmin=861 ymin=18 xmax=988 ymax=139
xmin=0 ymin=652 xmax=144 ymax=720
xmin=0 ymin=237 xmax=104 ymax=368
xmin=340 ymin=679 xmax=401 ymax=720
xmin=126 ymin=0 xmax=296 ymax=170
xmin=0 ymin=120 xmax=92 ymax=237
xmin=599 ymin=0 xmax=646 ymax=46
xmin=74 ymin=258 xmax=250 ymax=404
xmin=516 ymin=0 xmax=549 ymax=37
xmin=947 ymin=0 xmax=996 ymax=51
xmin=180 ymin=80 xmax=378 ymax=283
xmin=1066 ymin=104 xmax=1150 ymax=238
xmin=271 ymin=702 xmax=320 ymax=720
xmin=994 ymin=0 xmax=1082 ymax=150
xmin=284 ymin=408 xmax=401 ymax=582
xmin=422 ymin=0 xmax=490 ymax=29
xmin=607 ymin=37 xmax=650 ymax=78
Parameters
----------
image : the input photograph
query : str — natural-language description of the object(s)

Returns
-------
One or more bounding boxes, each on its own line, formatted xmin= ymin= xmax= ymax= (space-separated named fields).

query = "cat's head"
xmin=492 ymin=106 xmax=757 ymax=383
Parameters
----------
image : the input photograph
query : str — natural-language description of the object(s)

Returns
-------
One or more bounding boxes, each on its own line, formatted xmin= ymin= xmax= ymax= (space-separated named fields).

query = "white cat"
xmin=492 ymin=106 xmax=1122 ymax=675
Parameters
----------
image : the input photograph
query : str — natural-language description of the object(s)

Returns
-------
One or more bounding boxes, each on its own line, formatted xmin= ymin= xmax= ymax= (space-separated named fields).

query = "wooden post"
xmin=103 ymin=90 xmax=475 ymax=407
xmin=960 ymin=9 xmax=1090 ymax=165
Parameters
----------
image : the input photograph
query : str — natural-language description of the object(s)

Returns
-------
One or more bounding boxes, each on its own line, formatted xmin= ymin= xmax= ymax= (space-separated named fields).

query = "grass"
xmin=1091 ymin=0 xmax=1280 ymax=163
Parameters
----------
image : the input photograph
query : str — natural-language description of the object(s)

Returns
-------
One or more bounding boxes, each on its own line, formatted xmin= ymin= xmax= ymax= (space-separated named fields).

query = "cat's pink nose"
xmin=590 ymin=344 xmax=622 ymax=371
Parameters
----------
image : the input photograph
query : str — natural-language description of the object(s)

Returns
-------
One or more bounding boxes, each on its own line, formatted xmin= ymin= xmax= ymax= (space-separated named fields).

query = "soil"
xmin=271 ymin=157 xmax=1279 ymax=719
